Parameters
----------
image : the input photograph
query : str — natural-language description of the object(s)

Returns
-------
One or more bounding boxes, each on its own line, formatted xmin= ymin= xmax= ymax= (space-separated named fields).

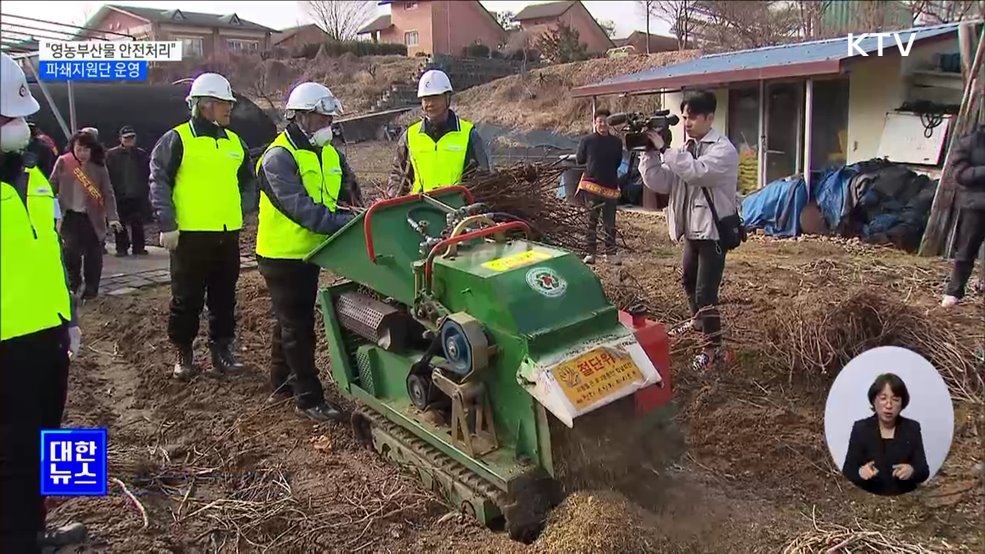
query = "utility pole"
xmin=645 ymin=0 xmax=652 ymax=54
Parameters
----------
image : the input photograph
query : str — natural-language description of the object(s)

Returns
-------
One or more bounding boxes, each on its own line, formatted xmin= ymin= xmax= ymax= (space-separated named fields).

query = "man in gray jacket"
xmin=255 ymin=82 xmax=358 ymax=423
xmin=638 ymin=91 xmax=739 ymax=371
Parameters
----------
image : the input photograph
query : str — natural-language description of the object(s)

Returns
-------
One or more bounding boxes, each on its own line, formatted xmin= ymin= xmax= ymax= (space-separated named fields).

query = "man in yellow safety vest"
xmin=387 ymin=69 xmax=489 ymax=195
xmin=0 ymin=51 xmax=87 ymax=553
xmin=255 ymin=82 xmax=360 ymax=422
xmin=149 ymin=73 xmax=256 ymax=380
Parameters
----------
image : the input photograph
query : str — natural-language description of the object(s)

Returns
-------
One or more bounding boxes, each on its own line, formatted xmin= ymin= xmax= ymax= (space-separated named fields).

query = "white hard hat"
xmin=285 ymin=82 xmax=342 ymax=116
xmin=187 ymin=72 xmax=235 ymax=102
xmin=1 ymin=53 xmax=40 ymax=118
xmin=418 ymin=69 xmax=453 ymax=98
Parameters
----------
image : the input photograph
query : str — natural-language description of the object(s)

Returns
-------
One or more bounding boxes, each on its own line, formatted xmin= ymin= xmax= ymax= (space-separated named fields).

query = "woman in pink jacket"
xmin=49 ymin=131 xmax=121 ymax=300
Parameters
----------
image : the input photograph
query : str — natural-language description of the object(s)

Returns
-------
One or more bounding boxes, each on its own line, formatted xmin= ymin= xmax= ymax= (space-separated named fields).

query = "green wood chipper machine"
xmin=307 ymin=186 xmax=679 ymax=541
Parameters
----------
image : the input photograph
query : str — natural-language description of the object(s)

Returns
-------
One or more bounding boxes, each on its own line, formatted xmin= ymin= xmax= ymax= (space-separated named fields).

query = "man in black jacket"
xmin=106 ymin=125 xmax=150 ymax=256
xmin=576 ymin=109 xmax=625 ymax=265
xmin=942 ymin=124 xmax=985 ymax=307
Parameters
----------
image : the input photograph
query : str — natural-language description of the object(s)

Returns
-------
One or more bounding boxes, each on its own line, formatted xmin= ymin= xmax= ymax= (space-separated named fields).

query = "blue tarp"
xmin=740 ymin=175 xmax=809 ymax=237
xmin=740 ymin=160 xmax=937 ymax=250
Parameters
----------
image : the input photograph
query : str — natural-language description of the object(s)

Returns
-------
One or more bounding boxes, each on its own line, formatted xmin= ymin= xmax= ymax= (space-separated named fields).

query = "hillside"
xmin=451 ymin=51 xmax=701 ymax=136
xmin=151 ymin=53 xmax=421 ymax=115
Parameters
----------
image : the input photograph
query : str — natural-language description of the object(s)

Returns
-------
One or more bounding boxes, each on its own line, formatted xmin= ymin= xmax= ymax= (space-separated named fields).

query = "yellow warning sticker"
xmin=482 ymin=250 xmax=552 ymax=272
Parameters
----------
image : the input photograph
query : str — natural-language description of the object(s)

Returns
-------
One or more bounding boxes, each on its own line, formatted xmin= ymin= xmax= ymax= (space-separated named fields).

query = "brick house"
xmin=357 ymin=1 xmax=507 ymax=57
xmin=611 ymin=32 xmax=680 ymax=54
xmin=512 ymin=1 xmax=614 ymax=56
xmin=82 ymin=4 xmax=275 ymax=59
xmin=272 ymin=24 xmax=328 ymax=52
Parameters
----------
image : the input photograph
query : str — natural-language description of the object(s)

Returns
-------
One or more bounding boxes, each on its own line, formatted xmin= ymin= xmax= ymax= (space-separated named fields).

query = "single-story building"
xmin=572 ymin=21 xmax=978 ymax=193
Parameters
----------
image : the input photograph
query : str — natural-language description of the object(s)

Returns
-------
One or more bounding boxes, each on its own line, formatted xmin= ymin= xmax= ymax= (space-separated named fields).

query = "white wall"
xmin=845 ymin=36 xmax=960 ymax=165
xmin=661 ymin=87 xmax=729 ymax=149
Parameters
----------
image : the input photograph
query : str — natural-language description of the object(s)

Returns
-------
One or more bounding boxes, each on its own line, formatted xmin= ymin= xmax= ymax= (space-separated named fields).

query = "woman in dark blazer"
xmin=842 ymin=373 xmax=930 ymax=496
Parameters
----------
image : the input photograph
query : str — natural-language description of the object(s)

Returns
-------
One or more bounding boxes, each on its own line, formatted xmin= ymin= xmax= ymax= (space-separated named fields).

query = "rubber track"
xmin=357 ymin=408 xmax=546 ymax=538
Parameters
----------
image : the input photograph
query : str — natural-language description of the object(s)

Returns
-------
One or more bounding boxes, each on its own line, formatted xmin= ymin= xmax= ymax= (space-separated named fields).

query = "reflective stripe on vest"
xmin=172 ymin=122 xmax=245 ymax=231
xmin=407 ymin=117 xmax=473 ymax=193
xmin=255 ymin=132 xmax=343 ymax=260
xmin=1 ymin=169 xmax=72 ymax=341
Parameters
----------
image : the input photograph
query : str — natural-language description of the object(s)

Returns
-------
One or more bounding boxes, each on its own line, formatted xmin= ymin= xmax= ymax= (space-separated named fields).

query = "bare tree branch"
xmin=641 ymin=0 xmax=699 ymax=49
xmin=301 ymin=0 xmax=375 ymax=42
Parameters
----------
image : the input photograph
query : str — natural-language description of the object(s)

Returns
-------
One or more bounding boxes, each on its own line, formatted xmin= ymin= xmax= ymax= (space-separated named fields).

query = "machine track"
xmin=351 ymin=408 xmax=558 ymax=542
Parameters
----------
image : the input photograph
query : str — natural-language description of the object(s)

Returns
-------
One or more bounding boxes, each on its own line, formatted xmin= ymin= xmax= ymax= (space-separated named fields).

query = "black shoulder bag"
xmin=701 ymin=187 xmax=747 ymax=251
xmin=686 ymin=140 xmax=746 ymax=251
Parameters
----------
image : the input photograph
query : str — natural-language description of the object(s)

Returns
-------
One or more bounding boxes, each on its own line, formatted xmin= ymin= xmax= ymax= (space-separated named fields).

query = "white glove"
xmin=109 ymin=220 xmax=123 ymax=233
xmin=160 ymin=231 xmax=180 ymax=251
xmin=68 ymin=326 xmax=81 ymax=359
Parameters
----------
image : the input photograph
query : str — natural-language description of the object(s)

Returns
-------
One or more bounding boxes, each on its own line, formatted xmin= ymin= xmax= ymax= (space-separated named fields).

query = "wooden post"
xmin=758 ymin=80 xmax=766 ymax=189
xmin=803 ymin=79 xmax=814 ymax=193
xmin=919 ymin=23 xmax=984 ymax=257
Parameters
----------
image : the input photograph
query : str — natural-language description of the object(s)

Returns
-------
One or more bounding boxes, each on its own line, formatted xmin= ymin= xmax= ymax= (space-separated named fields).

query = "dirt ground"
xmin=50 ymin=153 xmax=983 ymax=552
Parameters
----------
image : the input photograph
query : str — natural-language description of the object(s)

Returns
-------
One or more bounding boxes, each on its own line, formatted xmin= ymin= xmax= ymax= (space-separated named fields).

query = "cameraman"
xmin=638 ymin=91 xmax=739 ymax=371
xmin=576 ymin=108 xmax=624 ymax=265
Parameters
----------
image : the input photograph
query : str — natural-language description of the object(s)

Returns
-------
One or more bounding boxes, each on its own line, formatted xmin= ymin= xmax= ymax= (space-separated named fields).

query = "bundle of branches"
xmin=782 ymin=508 xmax=950 ymax=553
xmin=461 ymin=163 xmax=635 ymax=253
xmin=755 ymin=289 xmax=983 ymax=403
xmin=367 ymin=163 xmax=637 ymax=253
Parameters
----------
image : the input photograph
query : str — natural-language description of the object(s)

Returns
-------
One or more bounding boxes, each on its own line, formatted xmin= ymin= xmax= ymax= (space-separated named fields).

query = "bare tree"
xmin=687 ymin=1 xmax=801 ymax=52
xmin=641 ymin=0 xmax=699 ymax=50
xmin=904 ymin=0 xmax=985 ymax=23
xmin=792 ymin=0 xmax=833 ymax=39
xmin=301 ymin=0 xmax=375 ymax=42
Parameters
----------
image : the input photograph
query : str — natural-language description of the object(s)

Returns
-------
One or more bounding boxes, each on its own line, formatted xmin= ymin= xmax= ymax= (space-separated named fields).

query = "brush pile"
xmin=782 ymin=508 xmax=952 ymax=553
xmin=370 ymin=163 xmax=638 ymax=253
xmin=460 ymin=164 xmax=591 ymax=251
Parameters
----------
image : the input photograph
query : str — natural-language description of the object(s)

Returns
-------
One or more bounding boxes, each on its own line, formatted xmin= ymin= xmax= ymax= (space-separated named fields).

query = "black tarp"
xmin=27 ymin=82 xmax=277 ymax=157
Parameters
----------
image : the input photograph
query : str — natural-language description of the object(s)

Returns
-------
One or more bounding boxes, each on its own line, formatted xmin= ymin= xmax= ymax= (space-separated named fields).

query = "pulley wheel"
xmin=406 ymin=374 xmax=432 ymax=411
xmin=440 ymin=320 xmax=473 ymax=375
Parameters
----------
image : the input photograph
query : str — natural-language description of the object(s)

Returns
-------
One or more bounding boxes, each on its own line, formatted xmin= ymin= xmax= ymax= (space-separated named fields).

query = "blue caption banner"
xmin=38 ymin=60 xmax=147 ymax=81
xmin=41 ymin=428 xmax=108 ymax=496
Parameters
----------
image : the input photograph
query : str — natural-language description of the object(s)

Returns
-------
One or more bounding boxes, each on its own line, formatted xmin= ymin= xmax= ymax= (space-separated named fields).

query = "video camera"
xmin=606 ymin=110 xmax=680 ymax=151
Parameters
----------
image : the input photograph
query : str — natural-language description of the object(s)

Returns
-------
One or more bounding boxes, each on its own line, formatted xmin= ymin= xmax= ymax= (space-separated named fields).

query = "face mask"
xmin=0 ymin=118 xmax=31 ymax=152
xmin=311 ymin=125 xmax=333 ymax=147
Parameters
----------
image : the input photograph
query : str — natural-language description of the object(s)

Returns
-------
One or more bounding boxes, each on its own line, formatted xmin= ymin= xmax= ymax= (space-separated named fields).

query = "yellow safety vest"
xmin=407 ymin=117 xmax=473 ymax=193
xmin=1 ymin=167 xmax=72 ymax=341
xmin=255 ymin=132 xmax=343 ymax=260
xmin=172 ymin=122 xmax=245 ymax=231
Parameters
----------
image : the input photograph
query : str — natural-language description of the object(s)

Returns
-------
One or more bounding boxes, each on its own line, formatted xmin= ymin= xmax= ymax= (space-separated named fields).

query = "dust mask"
xmin=1 ymin=118 xmax=31 ymax=152
xmin=311 ymin=125 xmax=333 ymax=147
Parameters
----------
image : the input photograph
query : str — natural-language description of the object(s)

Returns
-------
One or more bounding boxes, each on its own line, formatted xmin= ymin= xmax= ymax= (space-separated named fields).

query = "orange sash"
xmin=576 ymin=178 xmax=620 ymax=200
xmin=64 ymin=156 xmax=103 ymax=207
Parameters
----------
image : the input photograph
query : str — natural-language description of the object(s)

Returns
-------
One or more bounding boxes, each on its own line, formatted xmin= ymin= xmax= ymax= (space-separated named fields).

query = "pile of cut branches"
xmin=370 ymin=163 xmax=638 ymax=253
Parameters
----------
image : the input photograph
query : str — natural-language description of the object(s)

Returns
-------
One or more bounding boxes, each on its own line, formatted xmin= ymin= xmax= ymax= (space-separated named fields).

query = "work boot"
xmin=172 ymin=344 xmax=197 ymax=380
xmin=583 ymin=254 xmax=596 ymax=265
xmin=296 ymin=401 xmax=344 ymax=423
xmin=210 ymin=341 xmax=245 ymax=374
xmin=38 ymin=522 xmax=88 ymax=549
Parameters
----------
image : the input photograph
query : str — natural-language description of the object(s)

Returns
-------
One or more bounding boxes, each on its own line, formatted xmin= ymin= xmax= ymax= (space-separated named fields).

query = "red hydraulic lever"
xmin=364 ymin=185 xmax=475 ymax=263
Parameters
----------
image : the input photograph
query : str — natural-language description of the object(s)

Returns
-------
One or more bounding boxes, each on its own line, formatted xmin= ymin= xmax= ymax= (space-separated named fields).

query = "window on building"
xmin=178 ymin=37 xmax=203 ymax=58
xmin=406 ymin=2 xmax=419 ymax=9
xmin=727 ymin=86 xmax=762 ymax=193
xmin=810 ymin=78 xmax=850 ymax=170
xmin=227 ymin=39 xmax=260 ymax=53
xmin=405 ymin=31 xmax=419 ymax=46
